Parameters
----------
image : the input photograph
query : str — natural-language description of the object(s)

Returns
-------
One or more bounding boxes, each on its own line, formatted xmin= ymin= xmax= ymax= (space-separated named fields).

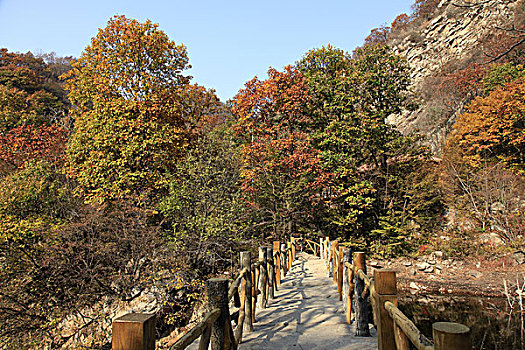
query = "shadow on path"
xmin=239 ymin=253 xmax=377 ymax=350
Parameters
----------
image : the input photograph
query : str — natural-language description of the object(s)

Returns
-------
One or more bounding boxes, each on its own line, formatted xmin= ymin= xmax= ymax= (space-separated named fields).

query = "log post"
xmin=266 ymin=246 xmax=274 ymax=300
xmin=332 ymin=241 xmax=339 ymax=285
xmin=290 ymin=237 xmax=295 ymax=262
xmin=207 ymin=278 xmax=230 ymax=350
xmin=251 ymin=266 xmax=257 ymax=324
xmin=433 ymin=322 xmax=471 ymax=350
xmin=234 ymin=276 xmax=247 ymax=344
xmin=287 ymin=241 xmax=292 ymax=270
xmin=273 ymin=241 xmax=281 ymax=285
xmin=342 ymin=248 xmax=352 ymax=324
xmin=112 ymin=313 xmax=155 ymax=350
xmin=337 ymin=246 xmax=343 ymax=300
xmin=281 ymin=243 xmax=287 ymax=277
xmin=374 ymin=269 xmax=398 ymax=350
xmin=354 ymin=252 xmax=370 ymax=337
xmin=327 ymin=241 xmax=333 ymax=278
xmin=240 ymin=252 xmax=253 ymax=332
xmin=319 ymin=238 xmax=324 ymax=260
xmin=300 ymin=234 xmax=304 ymax=252
xmin=258 ymin=247 xmax=267 ymax=309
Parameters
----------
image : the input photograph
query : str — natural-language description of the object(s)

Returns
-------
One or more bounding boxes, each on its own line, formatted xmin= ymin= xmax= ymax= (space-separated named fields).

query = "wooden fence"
xmin=111 ymin=236 xmax=471 ymax=350
xmin=112 ymin=239 xmax=296 ymax=350
xmin=312 ymin=237 xmax=472 ymax=350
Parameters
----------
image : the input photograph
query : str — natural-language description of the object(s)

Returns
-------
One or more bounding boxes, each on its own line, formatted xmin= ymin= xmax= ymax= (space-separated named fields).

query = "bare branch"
xmin=485 ymin=36 xmax=525 ymax=63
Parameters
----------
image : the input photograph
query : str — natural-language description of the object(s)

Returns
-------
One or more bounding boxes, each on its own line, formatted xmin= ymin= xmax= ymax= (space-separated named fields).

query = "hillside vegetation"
xmin=0 ymin=1 xmax=523 ymax=347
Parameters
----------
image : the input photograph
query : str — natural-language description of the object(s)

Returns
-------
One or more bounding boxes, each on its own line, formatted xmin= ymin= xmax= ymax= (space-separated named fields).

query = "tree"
xmin=232 ymin=66 xmax=325 ymax=237
xmin=295 ymin=44 xmax=431 ymax=248
xmin=363 ymin=26 xmax=391 ymax=47
xmin=0 ymin=48 xmax=69 ymax=133
xmin=160 ymin=123 xmax=247 ymax=275
xmin=0 ymin=124 xmax=68 ymax=175
xmin=448 ymin=76 xmax=525 ymax=171
xmin=63 ymin=15 xmax=198 ymax=203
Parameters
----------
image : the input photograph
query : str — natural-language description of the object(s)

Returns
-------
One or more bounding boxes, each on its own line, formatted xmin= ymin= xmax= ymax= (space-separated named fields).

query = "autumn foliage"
xmin=233 ymin=66 xmax=326 ymax=235
xmin=0 ymin=49 xmax=69 ymax=132
xmin=448 ymin=76 xmax=525 ymax=171
xmin=63 ymin=16 xmax=204 ymax=203
xmin=0 ymin=125 xmax=67 ymax=173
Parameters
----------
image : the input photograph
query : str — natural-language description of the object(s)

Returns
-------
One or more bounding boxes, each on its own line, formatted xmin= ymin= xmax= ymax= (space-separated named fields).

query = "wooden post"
xmin=251 ymin=267 xmax=257 ymax=324
xmin=234 ymin=277 xmax=247 ymax=344
xmin=286 ymin=242 xmax=293 ymax=271
xmin=374 ymin=269 xmax=398 ymax=350
xmin=332 ymin=241 xmax=339 ymax=285
xmin=290 ymin=237 xmax=295 ymax=262
xmin=273 ymin=241 xmax=281 ymax=285
xmin=300 ymin=234 xmax=304 ymax=252
xmin=433 ymin=322 xmax=471 ymax=350
xmin=207 ymin=278 xmax=232 ymax=350
xmin=337 ymin=246 xmax=343 ymax=300
xmin=112 ymin=313 xmax=155 ymax=350
xmin=258 ymin=247 xmax=267 ymax=309
xmin=266 ymin=246 xmax=274 ymax=300
xmin=240 ymin=252 xmax=253 ymax=332
xmin=354 ymin=252 xmax=370 ymax=337
xmin=280 ymin=243 xmax=287 ymax=277
xmin=320 ymin=238 xmax=324 ymax=258
xmin=342 ymin=248 xmax=352 ymax=324
xmin=327 ymin=241 xmax=333 ymax=278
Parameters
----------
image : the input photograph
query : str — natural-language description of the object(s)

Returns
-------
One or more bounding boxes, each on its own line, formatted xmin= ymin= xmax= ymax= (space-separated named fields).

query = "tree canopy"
xmin=63 ymin=16 xmax=220 ymax=203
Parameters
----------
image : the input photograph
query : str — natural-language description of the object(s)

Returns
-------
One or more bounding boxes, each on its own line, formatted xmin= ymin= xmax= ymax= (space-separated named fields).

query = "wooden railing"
xmin=111 ymin=236 xmax=472 ymax=350
xmin=313 ymin=237 xmax=472 ymax=350
xmin=111 ymin=239 xmax=296 ymax=350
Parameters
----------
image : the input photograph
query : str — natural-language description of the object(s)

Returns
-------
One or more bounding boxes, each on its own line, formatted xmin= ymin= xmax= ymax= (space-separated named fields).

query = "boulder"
xmin=479 ymin=232 xmax=504 ymax=246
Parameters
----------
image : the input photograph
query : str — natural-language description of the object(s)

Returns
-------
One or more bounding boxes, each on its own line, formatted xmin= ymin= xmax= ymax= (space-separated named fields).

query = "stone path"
xmin=238 ymin=252 xmax=377 ymax=350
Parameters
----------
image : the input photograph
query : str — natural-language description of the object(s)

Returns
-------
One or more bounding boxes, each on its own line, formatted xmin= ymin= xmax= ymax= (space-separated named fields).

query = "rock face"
xmin=56 ymin=287 xmax=164 ymax=349
xmin=387 ymin=0 xmax=522 ymax=152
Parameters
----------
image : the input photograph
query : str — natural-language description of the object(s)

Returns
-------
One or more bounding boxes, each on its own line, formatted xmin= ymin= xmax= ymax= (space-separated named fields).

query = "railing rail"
xmin=384 ymin=301 xmax=433 ymax=350
xmin=170 ymin=308 xmax=221 ymax=350
xmin=111 ymin=237 xmax=296 ymax=350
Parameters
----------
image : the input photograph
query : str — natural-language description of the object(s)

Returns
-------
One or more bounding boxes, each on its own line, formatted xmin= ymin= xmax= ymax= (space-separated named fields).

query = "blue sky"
xmin=0 ymin=0 xmax=413 ymax=101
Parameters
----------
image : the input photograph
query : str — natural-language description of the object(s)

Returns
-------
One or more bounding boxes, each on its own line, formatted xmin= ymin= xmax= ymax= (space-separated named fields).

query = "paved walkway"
xmin=239 ymin=252 xmax=377 ymax=350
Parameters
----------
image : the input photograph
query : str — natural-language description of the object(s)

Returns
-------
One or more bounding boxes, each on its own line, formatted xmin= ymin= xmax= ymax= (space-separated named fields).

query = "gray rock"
xmin=416 ymin=262 xmax=431 ymax=271
xmin=511 ymin=251 xmax=525 ymax=265
xmin=370 ymin=260 xmax=381 ymax=267
xmin=469 ymin=271 xmax=483 ymax=279
xmin=433 ymin=251 xmax=444 ymax=258
xmin=491 ymin=202 xmax=505 ymax=213
xmin=423 ymin=265 xmax=434 ymax=273
xmin=479 ymin=232 xmax=504 ymax=245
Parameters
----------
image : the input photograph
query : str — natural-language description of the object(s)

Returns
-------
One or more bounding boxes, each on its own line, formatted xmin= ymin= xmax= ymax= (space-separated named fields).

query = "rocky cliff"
xmin=386 ymin=0 xmax=523 ymax=153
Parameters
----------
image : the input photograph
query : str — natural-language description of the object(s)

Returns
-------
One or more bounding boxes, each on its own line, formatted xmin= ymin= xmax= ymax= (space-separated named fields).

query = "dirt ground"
xmin=368 ymin=252 xmax=525 ymax=297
